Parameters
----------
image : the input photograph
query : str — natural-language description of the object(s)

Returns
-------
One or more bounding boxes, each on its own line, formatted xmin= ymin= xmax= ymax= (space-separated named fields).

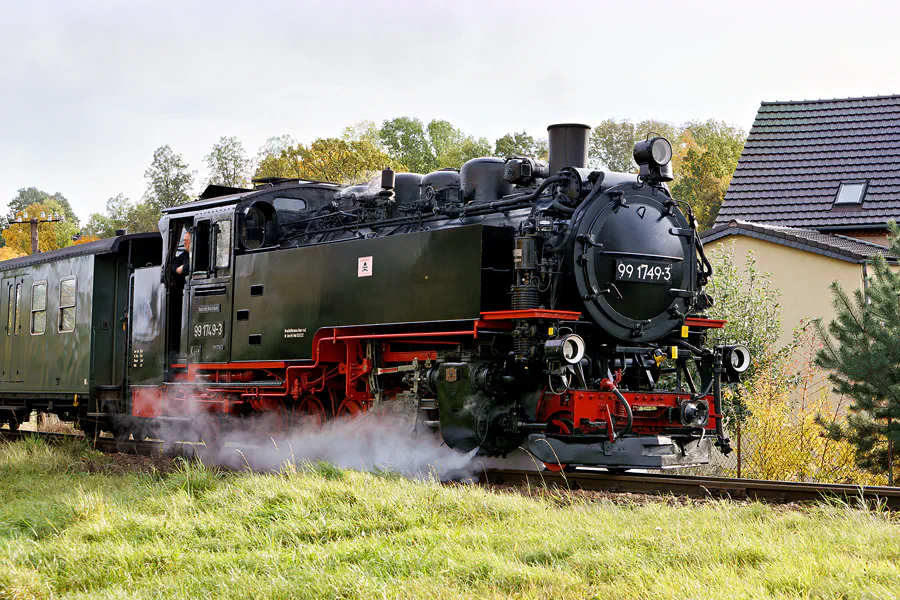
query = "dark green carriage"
xmin=0 ymin=234 xmax=161 ymax=428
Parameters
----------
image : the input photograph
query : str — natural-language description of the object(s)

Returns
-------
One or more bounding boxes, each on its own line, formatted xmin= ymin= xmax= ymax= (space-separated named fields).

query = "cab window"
xmin=215 ymin=220 xmax=232 ymax=269
xmin=192 ymin=220 xmax=211 ymax=275
xmin=241 ymin=203 xmax=274 ymax=250
xmin=272 ymin=197 xmax=307 ymax=213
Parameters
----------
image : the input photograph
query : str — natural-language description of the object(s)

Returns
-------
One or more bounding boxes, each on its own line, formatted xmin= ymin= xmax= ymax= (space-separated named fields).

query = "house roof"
xmin=701 ymin=220 xmax=898 ymax=264
xmin=715 ymin=94 xmax=900 ymax=230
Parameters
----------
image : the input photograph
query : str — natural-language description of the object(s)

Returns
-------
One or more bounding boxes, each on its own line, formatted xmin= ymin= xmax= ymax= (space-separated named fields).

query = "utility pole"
xmin=2 ymin=210 xmax=66 ymax=254
xmin=30 ymin=217 xmax=39 ymax=254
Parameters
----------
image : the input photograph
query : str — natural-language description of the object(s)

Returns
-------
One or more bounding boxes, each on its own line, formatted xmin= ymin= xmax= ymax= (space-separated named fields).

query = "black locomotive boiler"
xmin=0 ymin=123 xmax=749 ymax=470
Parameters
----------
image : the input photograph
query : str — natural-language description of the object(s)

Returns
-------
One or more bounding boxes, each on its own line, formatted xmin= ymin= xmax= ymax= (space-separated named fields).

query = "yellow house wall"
xmin=704 ymin=235 xmax=864 ymax=347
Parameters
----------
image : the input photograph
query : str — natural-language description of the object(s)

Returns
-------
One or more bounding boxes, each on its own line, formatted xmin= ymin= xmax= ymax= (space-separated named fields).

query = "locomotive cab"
xmin=143 ymin=180 xmax=344 ymax=380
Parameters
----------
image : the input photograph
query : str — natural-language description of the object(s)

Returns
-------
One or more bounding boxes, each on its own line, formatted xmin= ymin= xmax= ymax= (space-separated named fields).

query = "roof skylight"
xmin=834 ymin=182 xmax=867 ymax=205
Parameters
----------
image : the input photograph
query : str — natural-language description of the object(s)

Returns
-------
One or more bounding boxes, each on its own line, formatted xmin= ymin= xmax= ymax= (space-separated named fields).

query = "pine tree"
xmin=815 ymin=223 xmax=900 ymax=477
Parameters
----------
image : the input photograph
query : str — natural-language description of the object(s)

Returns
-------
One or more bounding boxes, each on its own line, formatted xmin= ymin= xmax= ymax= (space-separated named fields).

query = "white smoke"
xmin=336 ymin=174 xmax=384 ymax=198
xmin=194 ymin=413 xmax=481 ymax=482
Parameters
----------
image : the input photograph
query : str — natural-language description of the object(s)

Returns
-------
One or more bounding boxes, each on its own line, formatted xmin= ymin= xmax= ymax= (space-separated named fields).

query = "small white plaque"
xmin=358 ymin=256 xmax=373 ymax=277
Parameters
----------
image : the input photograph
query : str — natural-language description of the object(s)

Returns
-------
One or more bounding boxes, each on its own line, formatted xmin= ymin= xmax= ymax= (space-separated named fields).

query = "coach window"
xmin=215 ymin=219 xmax=231 ymax=269
xmin=58 ymin=277 xmax=76 ymax=333
xmin=14 ymin=283 xmax=22 ymax=336
xmin=6 ymin=283 xmax=12 ymax=336
xmin=31 ymin=281 xmax=46 ymax=335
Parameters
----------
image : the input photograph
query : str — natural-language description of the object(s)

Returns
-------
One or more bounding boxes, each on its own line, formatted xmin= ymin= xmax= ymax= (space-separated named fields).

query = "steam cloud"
xmin=178 ymin=413 xmax=483 ymax=482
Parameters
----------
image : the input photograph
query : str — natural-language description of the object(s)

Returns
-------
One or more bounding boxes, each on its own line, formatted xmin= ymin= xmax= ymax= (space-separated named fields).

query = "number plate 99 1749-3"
xmin=194 ymin=322 xmax=224 ymax=338
xmin=615 ymin=259 xmax=672 ymax=284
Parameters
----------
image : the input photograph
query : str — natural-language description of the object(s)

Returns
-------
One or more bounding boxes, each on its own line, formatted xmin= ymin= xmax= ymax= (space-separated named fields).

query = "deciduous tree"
xmin=379 ymin=117 xmax=434 ymax=174
xmin=0 ymin=247 xmax=23 ymax=261
xmin=85 ymin=194 xmax=161 ymax=237
xmin=671 ymin=120 xmax=745 ymax=230
xmin=72 ymin=234 xmax=101 ymax=246
xmin=254 ymin=134 xmax=298 ymax=180
xmin=427 ymin=120 xmax=491 ymax=169
xmin=255 ymin=137 xmax=399 ymax=184
xmin=205 ymin=136 xmax=251 ymax=188
xmin=2 ymin=202 xmax=79 ymax=254
xmin=8 ymin=188 xmax=79 ymax=228
xmin=705 ymin=243 xmax=788 ymax=396
xmin=342 ymin=121 xmax=382 ymax=146
xmin=143 ymin=145 xmax=194 ymax=211
xmin=300 ymin=138 xmax=397 ymax=183
xmin=494 ymin=131 xmax=548 ymax=160
xmin=588 ymin=119 xmax=682 ymax=173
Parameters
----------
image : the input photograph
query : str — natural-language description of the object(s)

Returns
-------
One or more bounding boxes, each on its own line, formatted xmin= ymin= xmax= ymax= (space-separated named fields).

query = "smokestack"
xmin=547 ymin=123 xmax=590 ymax=174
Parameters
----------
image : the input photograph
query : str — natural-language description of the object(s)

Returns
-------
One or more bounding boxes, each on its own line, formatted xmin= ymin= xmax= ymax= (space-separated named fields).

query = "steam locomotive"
xmin=0 ymin=123 xmax=749 ymax=470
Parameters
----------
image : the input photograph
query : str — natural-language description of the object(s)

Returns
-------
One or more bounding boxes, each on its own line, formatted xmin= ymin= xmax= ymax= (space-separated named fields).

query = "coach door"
xmin=2 ymin=277 xmax=24 ymax=382
xmin=1 ymin=278 xmax=11 ymax=381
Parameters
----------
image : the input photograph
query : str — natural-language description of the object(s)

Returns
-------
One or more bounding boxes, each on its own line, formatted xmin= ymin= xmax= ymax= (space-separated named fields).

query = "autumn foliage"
xmin=729 ymin=322 xmax=885 ymax=485
xmin=72 ymin=235 xmax=101 ymax=246
xmin=1 ymin=202 xmax=78 ymax=255
xmin=0 ymin=247 xmax=23 ymax=262
xmin=704 ymin=244 xmax=880 ymax=484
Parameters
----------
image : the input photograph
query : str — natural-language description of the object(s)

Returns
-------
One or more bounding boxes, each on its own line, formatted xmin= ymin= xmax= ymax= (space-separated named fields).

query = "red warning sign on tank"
xmin=358 ymin=256 xmax=373 ymax=277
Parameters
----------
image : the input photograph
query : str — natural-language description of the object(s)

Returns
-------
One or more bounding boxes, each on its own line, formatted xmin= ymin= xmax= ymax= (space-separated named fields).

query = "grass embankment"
xmin=0 ymin=438 xmax=899 ymax=599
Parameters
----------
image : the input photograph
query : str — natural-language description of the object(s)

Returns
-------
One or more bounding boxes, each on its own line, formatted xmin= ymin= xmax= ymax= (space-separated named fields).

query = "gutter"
xmin=817 ymin=224 xmax=890 ymax=232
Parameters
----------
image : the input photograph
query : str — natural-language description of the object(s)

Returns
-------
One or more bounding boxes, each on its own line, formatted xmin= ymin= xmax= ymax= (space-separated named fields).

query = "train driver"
xmin=172 ymin=229 xmax=191 ymax=283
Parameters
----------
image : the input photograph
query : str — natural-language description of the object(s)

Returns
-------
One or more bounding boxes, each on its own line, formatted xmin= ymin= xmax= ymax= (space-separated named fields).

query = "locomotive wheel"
xmin=8 ymin=411 xmax=28 ymax=431
xmin=336 ymin=398 xmax=364 ymax=419
xmin=293 ymin=395 xmax=327 ymax=428
xmin=79 ymin=415 xmax=100 ymax=444
xmin=131 ymin=421 xmax=152 ymax=442
xmin=543 ymin=414 xmax=575 ymax=473
xmin=114 ymin=426 xmax=134 ymax=453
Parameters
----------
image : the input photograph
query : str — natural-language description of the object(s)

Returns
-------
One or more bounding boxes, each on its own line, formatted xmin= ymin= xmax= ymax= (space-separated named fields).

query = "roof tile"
xmin=701 ymin=220 xmax=898 ymax=262
xmin=717 ymin=96 xmax=900 ymax=230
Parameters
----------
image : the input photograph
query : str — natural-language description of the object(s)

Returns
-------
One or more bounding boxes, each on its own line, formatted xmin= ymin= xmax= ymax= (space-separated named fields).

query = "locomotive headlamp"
xmin=680 ymin=399 xmax=710 ymax=427
xmin=633 ymin=137 xmax=672 ymax=167
xmin=633 ymin=136 xmax=674 ymax=183
xmin=723 ymin=344 xmax=752 ymax=382
xmin=544 ymin=333 xmax=586 ymax=365
xmin=651 ymin=138 xmax=672 ymax=165
xmin=724 ymin=344 xmax=751 ymax=373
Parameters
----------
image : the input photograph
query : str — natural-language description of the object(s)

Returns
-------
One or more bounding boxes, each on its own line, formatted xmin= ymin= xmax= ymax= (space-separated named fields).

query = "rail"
xmin=3 ymin=430 xmax=898 ymax=509
xmin=481 ymin=469 xmax=900 ymax=509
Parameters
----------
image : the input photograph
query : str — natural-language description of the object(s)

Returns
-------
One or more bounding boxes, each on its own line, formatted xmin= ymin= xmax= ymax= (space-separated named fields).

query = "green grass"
xmin=1 ymin=437 xmax=899 ymax=599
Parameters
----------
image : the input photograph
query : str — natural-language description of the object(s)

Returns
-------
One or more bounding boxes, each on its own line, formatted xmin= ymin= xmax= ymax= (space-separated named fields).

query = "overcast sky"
xmin=1 ymin=0 xmax=898 ymax=222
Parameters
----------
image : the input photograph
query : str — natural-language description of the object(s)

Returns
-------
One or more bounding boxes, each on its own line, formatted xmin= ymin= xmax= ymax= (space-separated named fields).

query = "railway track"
xmin=481 ymin=468 xmax=900 ymax=509
xmin=0 ymin=429 xmax=211 ymax=460
xmin=3 ymin=429 xmax=899 ymax=509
